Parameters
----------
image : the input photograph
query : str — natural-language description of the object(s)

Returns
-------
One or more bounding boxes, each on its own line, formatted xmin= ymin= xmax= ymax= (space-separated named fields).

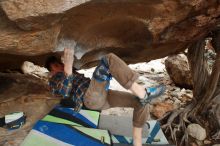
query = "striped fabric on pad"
xmin=21 ymin=121 xmax=111 ymax=146
xmin=42 ymin=106 xmax=100 ymax=128
xmin=111 ymin=120 xmax=168 ymax=145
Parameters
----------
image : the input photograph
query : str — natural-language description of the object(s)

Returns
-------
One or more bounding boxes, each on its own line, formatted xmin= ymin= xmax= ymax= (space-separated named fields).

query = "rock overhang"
xmin=0 ymin=0 xmax=219 ymax=70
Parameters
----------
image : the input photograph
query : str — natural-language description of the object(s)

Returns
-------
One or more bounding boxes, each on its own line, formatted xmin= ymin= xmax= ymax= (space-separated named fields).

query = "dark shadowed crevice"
xmin=0 ymin=76 xmax=15 ymax=93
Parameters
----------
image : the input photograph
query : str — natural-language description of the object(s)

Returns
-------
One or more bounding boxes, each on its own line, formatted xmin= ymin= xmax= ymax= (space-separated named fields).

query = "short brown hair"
xmin=45 ymin=56 xmax=62 ymax=71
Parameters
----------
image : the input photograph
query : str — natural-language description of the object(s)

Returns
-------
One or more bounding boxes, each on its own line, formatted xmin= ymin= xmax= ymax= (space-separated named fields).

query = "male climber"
xmin=45 ymin=48 xmax=165 ymax=146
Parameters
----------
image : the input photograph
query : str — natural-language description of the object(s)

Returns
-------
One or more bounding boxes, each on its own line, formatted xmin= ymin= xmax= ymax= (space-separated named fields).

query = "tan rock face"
xmin=0 ymin=0 xmax=219 ymax=70
xmin=151 ymin=102 xmax=174 ymax=119
xmin=0 ymin=0 xmax=90 ymax=30
xmin=165 ymin=54 xmax=193 ymax=89
xmin=0 ymin=73 xmax=60 ymax=145
xmin=0 ymin=9 xmax=60 ymax=56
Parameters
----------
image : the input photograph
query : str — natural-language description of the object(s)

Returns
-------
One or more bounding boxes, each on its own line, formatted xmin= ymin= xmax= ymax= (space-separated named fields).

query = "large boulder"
xmin=165 ymin=54 xmax=193 ymax=89
xmin=0 ymin=73 xmax=60 ymax=145
xmin=0 ymin=0 xmax=90 ymax=30
xmin=0 ymin=9 xmax=60 ymax=56
xmin=0 ymin=0 xmax=219 ymax=70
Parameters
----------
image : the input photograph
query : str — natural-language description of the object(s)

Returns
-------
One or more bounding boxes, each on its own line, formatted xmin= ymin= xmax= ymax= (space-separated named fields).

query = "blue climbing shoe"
xmin=139 ymin=84 xmax=166 ymax=105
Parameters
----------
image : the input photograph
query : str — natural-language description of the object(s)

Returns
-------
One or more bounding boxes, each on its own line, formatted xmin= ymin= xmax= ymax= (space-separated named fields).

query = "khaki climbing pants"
xmin=83 ymin=53 xmax=149 ymax=127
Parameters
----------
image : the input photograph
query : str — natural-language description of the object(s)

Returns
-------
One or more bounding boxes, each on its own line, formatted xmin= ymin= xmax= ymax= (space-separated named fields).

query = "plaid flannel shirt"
xmin=48 ymin=71 xmax=90 ymax=112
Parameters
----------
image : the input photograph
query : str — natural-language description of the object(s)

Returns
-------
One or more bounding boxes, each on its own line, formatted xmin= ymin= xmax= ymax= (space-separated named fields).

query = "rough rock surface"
xmin=0 ymin=0 xmax=219 ymax=71
xmin=21 ymin=61 xmax=48 ymax=82
xmin=0 ymin=8 xmax=60 ymax=55
xmin=165 ymin=54 xmax=193 ymax=89
xmin=0 ymin=0 xmax=90 ymax=30
xmin=187 ymin=124 xmax=207 ymax=141
xmin=151 ymin=102 xmax=174 ymax=119
xmin=0 ymin=73 xmax=60 ymax=146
